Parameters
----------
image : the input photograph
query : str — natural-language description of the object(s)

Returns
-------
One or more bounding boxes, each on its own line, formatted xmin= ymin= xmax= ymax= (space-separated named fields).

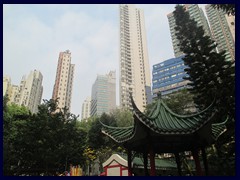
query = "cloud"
xmin=4 ymin=4 xmax=186 ymax=118
xmin=3 ymin=4 xmax=120 ymax=117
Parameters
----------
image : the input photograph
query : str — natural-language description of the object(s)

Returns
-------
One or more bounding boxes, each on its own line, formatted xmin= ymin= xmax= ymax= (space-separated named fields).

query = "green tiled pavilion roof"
xmin=101 ymin=96 xmax=227 ymax=150
xmin=100 ymin=124 xmax=134 ymax=143
xmin=121 ymin=154 xmax=177 ymax=169
xmin=131 ymin=96 xmax=215 ymax=135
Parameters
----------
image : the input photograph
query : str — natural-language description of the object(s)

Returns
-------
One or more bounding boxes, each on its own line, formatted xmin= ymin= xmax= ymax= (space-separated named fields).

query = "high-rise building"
xmin=3 ymin=71 xmax=43 ymax=113
xmin=225 ymin=15 xmax=235 ymax=43
xmin=18 ymin=70 xmax=43 ymax=113
xmin=91 ymin=71 xmax=116 ymax=117
xmin=8 ymin=85 xmax=19 ymax=104
xmin=119 ymin=4 xmax=151 ymax=112
xmin=81 ymin=97 xmax=91 ymax=120
xmin=3 ymin=75 xmax=11 ymax=96
xmin=205 ymin=5 xmax=235 ymax=62
xmin=52 ymin=50 xmax=75 ymax=112
xmin=167 ymin=4 xmax=212 ymax=58
xmin=152 ymin=56 xmax=189 ymax=97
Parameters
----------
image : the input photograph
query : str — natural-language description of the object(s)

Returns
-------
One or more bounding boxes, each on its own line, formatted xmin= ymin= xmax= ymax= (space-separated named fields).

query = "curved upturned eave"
xmin=211 ymin=117 xmax=228 ymax=140
xmin=99 ymin=120 xmax=136 ymax=143
xmin=130 ymin=95 xmax=216 ymax=135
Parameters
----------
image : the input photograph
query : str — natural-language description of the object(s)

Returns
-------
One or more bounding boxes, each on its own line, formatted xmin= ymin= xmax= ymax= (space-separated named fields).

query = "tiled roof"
xmin=101 ymin=95 xmax=227 ymax=146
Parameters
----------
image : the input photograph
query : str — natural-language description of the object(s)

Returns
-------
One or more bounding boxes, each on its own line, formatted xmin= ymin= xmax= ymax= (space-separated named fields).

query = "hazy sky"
xmin=3 ymin=4 xmax=207 ymax=119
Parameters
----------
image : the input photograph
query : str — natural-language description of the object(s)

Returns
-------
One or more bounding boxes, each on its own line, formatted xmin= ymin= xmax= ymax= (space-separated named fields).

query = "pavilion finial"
xmin=157 ymin=91 xmax=162 ymax=99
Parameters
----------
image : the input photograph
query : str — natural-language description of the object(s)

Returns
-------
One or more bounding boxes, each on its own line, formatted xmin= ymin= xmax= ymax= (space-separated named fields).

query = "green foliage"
xmin=163 ymin=89 xmax=195 ymax=115
xmin=87 ymin=113 xmax=117 ymax=150
xmin=86 ymin=111 xmax=131 ymax=174
xmin=3 ymin=100 xmax=31 ymax=176
xmin=207 ymin=140 xmax=235 ymax=176
xmin=145 ymin=89 xmax=195 ymax=115
xmin=110 ymin=108 xmax=133 ymax=127
xmin=173 ymin=5 xmax=235 ymax=175
xmin=173 ymin=5 xmax=235 ymax=121
xmin=3 ymin=99 xmax=87 ymax=176
xmin=211 ymin=4 xmax=235 ymax=16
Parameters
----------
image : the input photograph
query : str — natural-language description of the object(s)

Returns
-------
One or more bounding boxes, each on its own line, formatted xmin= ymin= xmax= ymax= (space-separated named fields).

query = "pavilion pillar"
xmin=192 ymin=149 xmax=203 ymax=176
xmin=174 ymin=153 xmax=182 ymax=176
xmin=201 ymin=147 xmax=208 ymax=176
xmin=143 ymin=151 xmax=149 ymax=176
xmin=149 ymin=147 xmax=156 ymax=176
xmin=127 ymin=149 xmax=132 ymax=176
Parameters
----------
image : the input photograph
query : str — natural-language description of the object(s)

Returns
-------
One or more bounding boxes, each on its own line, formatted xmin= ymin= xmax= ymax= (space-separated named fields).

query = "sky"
xmin=3 ymin=4 xmax=207 ymax=119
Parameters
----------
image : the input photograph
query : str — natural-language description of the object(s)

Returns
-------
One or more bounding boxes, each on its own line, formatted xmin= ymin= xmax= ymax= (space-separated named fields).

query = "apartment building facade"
xmin=167 ymin=4 xmax=212 ymax=58
xmin=52 ymin=50 xmax=75 ymax=112
xmin=119 ymin=4 xmax=152 ymax=112
xmin=205 ymin=4 xmax=235 ymax=62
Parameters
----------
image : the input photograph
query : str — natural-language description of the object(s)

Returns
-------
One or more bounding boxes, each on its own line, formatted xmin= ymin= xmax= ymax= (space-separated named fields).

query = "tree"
xmin=173 ymin=5 xmax=235 ymax=122
xmin=110 ymin=108 xmax=133 ymax=127
xmin=163 ymin=89 xmax=195 ymax=115
xmin=145 ymin=89 xmax=195 ymax=115
xmin=87 ymin=113 xmax=117 ymax=150
xmin=3 ymin=100 xmax=31 ymax=176
xmin=211 ymin=4 xmax=235 ymax=16
xmin=3 ymin=98 xmax=87 ymax=176
xmin=173 ymin=4 xmax=235 ymax=175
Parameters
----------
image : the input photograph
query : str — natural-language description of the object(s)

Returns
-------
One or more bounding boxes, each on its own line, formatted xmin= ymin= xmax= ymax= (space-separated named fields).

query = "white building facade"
xmin=4 ymin=70 xmax=43 ymax=114
xmin=119 ymin=4 xmax=152 ymax=112
xmin=81 ymin=97 xmax=91 ymax=120
xmin=18 ymin=70 xmax=43 ymax=113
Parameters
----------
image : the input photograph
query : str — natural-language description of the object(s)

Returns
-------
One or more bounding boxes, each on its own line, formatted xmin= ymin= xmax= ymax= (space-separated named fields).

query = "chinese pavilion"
xmin=100 ymin=94 xmax=227 ymax=176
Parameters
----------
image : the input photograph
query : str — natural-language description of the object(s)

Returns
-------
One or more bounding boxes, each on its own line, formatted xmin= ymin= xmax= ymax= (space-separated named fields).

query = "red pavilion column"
xmin=127 ymin=149 xmax=132 ymax=176
xmin=149 ymin=147 xmax=156 ymax=176
xmin=201 ymin=147 xmax=209 ymax=176
xmin=192 ymin=149 xmax=203 ymax=176
xmin=143 ymin=151 xmax=149 ymax=176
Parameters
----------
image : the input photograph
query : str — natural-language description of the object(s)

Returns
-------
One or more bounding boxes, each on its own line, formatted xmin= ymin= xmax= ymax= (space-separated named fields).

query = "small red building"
xmin=101 ymin=154 xmax=130 ymax=176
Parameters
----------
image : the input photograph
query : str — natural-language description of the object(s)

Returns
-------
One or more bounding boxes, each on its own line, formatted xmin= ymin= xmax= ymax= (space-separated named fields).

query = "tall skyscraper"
xmin=52 ymin=50 xmax=75 ymax=112
xmin=119 ymin=4 xmax=151 ymax=112
xmin=3 ymin=70 xmax=43 ymax=113
xmin=22 ymin=70 xmax=43 ymax=113
xmin=91 ymin=71 xmax=116 ymax=117
xmin=205 ymin=5 xmax=235 ymax=62
xmin=8 ymin=85 xmax=19 ymax=104
xmin=167 ymin=4 xmax=212 ymax=58
xmin=81 ymin=97 xmax=91 ymax=120
xmin=3 ymin=75 xmax=11 ymax=96
xmin=4 ymin=70 xmax=43 ymax=113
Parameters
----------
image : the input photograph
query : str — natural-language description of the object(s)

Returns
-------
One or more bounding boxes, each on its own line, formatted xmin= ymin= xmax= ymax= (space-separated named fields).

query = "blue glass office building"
xmin=152 ymin=56 xmax=189 ymax=98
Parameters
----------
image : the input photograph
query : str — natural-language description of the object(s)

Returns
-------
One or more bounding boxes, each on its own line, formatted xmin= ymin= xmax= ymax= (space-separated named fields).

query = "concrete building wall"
xmin=8 ymin=85 xmax=19 ymax=104
xmin=17 ymin=70 xmax=43 ymax=113
xmin=205 ymin=5 xmax=235 ymax=62
xmin=5 ymin=70 xmax=43 ymax=113
xmin=3 ymin=76 xmax=11 ymax=96
xmin=107 ymin=71 xmax=116 ymax=112
xmin=52 ymin=50 xmax=75 ymax=112
xmin=119 ymin=4 xmax=151 ymax=112
xmin=225 ymin=14 xmax=235 ymax=43
xmin=81 ymin=97 xmax=91 ymax=120
xmin=167 ymin=4 xmax=212 ymax=58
